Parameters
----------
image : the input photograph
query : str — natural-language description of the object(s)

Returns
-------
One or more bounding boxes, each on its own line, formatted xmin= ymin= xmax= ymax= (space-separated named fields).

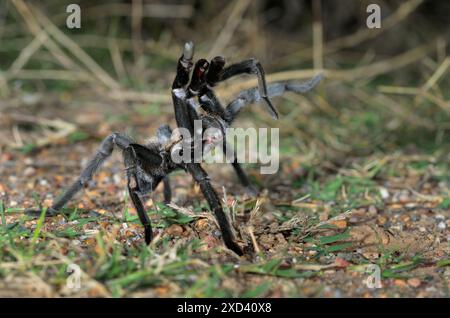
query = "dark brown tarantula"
xmin=26 ymin=42 xmax=322 ymax=255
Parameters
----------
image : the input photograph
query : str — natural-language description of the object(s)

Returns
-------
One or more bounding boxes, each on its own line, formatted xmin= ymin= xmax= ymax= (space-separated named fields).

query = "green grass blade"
xmin=32 ymin=208 xmax=47 ymax=244
xmin=0 ymin=200 xmax=6 ymax=232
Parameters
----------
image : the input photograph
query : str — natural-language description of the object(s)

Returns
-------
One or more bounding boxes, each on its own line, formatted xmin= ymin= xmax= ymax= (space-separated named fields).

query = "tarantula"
xmin=26 ymin=42 xmax=322 ymax=256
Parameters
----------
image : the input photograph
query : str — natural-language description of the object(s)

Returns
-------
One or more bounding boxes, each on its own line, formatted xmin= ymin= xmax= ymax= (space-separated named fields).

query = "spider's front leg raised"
xmin=224 ymin=73 xmax=324 ymax=124
xmin=172 ymin=42 xmax=197 ymax=135
xmin=172 ymin=41 xmax=194 ymax=90
xmin=206 ymin=57 xmax=279 ymax=120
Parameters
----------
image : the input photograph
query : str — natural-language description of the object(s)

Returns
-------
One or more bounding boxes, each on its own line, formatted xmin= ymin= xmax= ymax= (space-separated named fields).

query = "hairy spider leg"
xmin=198 ymin=89 xmax=226 ymax=118
xmin=156 ymin=124 xmax=172 ymax=144
xmin=25 ymin=133 xmax=171 ymax=245
xmin=186 ymin=163 xmax=243 ymax=256
xmin=184 ymin=59 xmax=209 ymax=136
xmin=205 ymin=56 xmax=226 ymax=88
xmin=171 ymin=88 xmax=243 ymax=256
xmin=123 ymin=146 xmax=154 ymax=244
xmin=156 ymin=124 xmax=173 ymax=203
xmin=122 ymin=144 xmax=168 ymax=244
xmin=34 ymin=133 xmax=133 ymax=216
xmin=225 ymin=73 xmax=324 ymax=124
xmin=172 ymin=43 xmax=197 ymax=135
xmin=187 ymin=59 xmax=209 ymax=96
xmin=172 ymin=41 xmax=194 ymax=89
xmin=162 ymin=176 xmax=171 ymax=204
xmin=197 ymin=56 xmax=228 ymax=117
xmin=172 ymin=86 xmax=194 ymax=135
xmin=208 ymin=58 xmax=279 ymax=120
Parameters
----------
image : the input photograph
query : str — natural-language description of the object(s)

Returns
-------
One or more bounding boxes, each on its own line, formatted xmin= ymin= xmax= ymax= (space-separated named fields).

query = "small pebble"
xmin=368 ymin=205 xmax=377 ymax=215
xmin=400 ymin=214 xmax=410 ymax=222
xmin=22 ymin=93 xmax=41 ymax=105
xmin=349 ymin=217 xmax=359 ymax=223
xmin=394 ymin=279 xmax=407 ymax=288
xmin=362 ymin=252 xmax=380 ymax=259
xmin=113 ymin=174 xmax=121 ymax=185
xmin=8 ymin=176 xmax=18 ymax=183
xmin=1 ymin=153 xmax=13 ymax=161
xmin=437 ymin=222 xmax=446 ymax=230
xmin=24 ymin=166 xmax=36 ymax=177
xmin=379 ymin=187 xmax=389 ymax=199
xmin=397 ymin=192 xmax=410 ymax=203
xmin=166 ymin=224 xmax=184 ymax=236
xmin=407 ymin=278 xmax=421 ymax=288
xmin=390 ymin=224 xmax=403 ymax=231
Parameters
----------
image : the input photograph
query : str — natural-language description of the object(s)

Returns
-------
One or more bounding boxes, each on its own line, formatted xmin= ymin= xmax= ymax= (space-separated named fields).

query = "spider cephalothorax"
xmin=26 ymin=42 xmax=322 ymax=256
